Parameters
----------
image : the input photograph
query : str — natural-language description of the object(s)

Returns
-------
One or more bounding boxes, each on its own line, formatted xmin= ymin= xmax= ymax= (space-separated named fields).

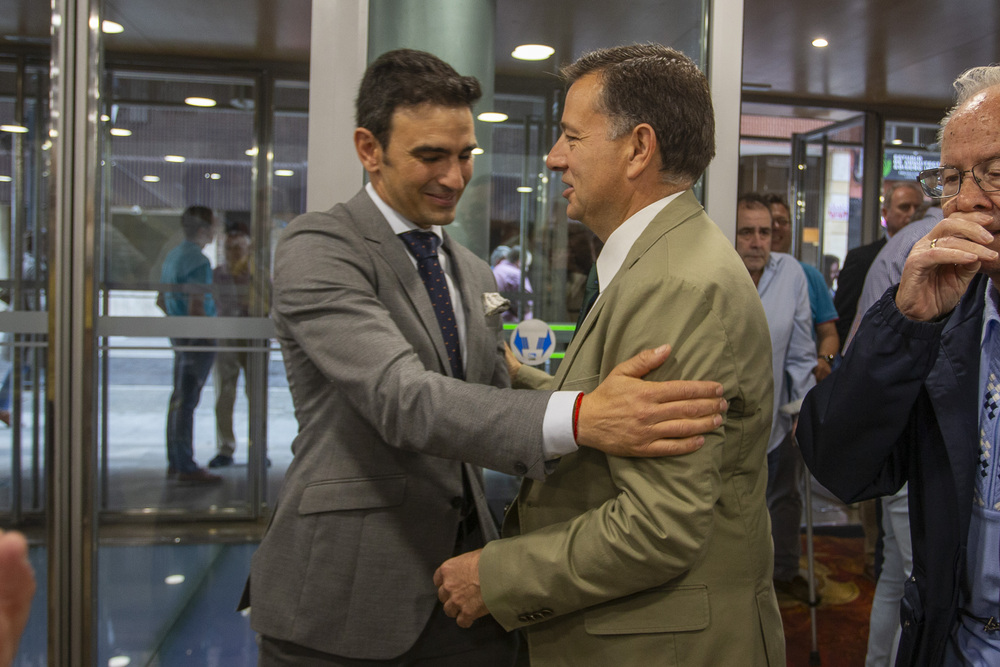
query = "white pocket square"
xmin=482 ymin=292 xmax=511 ymax=317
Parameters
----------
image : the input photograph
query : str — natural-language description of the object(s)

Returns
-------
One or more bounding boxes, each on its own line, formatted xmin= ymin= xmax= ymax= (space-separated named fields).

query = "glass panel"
xmin=0 ymin=57 xmax=49 ymax=666
xmin=98 ymin=70 xmax=263 ymax=514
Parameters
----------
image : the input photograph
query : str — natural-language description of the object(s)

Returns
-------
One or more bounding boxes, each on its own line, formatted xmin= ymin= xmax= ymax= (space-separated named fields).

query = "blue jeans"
xmin=166 ymin=339 xmax=215 ymax=473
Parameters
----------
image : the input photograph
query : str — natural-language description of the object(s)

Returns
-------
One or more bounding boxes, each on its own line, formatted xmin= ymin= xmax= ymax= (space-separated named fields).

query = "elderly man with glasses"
xmin=798 ymin=65 xmax=1000 ymax=666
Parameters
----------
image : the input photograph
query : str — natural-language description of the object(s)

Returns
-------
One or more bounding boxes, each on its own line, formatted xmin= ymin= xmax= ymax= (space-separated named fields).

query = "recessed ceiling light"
xmin=0 ymin=125 xmax=28 ymax=134
xmin=477 ymin=112 xmax=508 ymax=123
xmin=812 ymin=38 xmax=829 ymax=48
xmin=164 ymin=574 xmax=185 ymax=585
xmin=275 ymin=169 xmax=294 ymax=177
xmin=108 ymin=656 xmax=132 ymax=667
xmin=109 ymin=128 xmax=131 ymax=137
xmin=101 ymin=20 xmax=124 ymax=34
xmin=245 ymin=147 xmax=258 ymax=157
xmin=516 ymin=186 xmax=533 ymax=193
xmin=142 ymin=175 xmax=160 ymax=183
xmin=891 ymin=139 xmax=903 ymax=145
xmin=471 ymin=147 xmax=485 ymax=155
xmin=100 ymin=114 xmax=110 ymax=122
xmin=210 ymin=173 xmax=221 ymax=180
xmin=164 ymin=155 xmax=185 ymax=163
xmin=512 ymin=44 xmax=555 ymax=61
xmin=0 ymin=176 xmax=12 ymax=183
xmin=184 ymin=97 xmax=217 ymax=108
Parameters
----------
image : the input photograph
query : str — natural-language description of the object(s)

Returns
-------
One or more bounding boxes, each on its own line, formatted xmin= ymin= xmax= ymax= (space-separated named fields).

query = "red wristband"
xmin=572 ymin=392 xmax=584 ymax=443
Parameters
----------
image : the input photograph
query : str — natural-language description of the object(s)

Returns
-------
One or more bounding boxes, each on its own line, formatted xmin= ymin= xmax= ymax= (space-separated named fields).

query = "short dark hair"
xmin=561 ymin=44 xmax=715 ymax=186
xmin=181 ymin=205 xmax=213 ymax=239
xmin=737 ymin=192 xmax=771 ymax=214
xmin=356 ymin=49 xmax=482 ymax=150
xmin=761 ymin=193 xmax=789 ymax=210
xmin=225 ymin=219 xmax=251 ymax=237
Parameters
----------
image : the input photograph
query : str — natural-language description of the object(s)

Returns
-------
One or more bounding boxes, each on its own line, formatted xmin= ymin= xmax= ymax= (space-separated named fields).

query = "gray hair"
xmin=939 ymin=64 xmax=1000 ymax=143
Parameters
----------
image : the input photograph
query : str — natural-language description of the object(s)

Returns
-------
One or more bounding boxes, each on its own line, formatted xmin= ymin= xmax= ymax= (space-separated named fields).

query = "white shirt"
xmin=592 ymin=192 xmax=684 ymax=311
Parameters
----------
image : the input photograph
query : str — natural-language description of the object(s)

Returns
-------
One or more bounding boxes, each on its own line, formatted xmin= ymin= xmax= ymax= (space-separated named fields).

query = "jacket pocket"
xmin=297 ymin=475 xmax=406 ymax=515
xmin=584 ymin=584 xmax=709 ymax=635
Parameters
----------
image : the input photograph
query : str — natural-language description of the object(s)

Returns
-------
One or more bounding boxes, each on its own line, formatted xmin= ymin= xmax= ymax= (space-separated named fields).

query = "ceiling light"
xmin=142 ymin=175 xmax=160 ymax=183
xmin=108 ymin=656 xmax=132 ymax=667
xmin=210 ymin=173 xmax=221 ymax=180
xmin=100 ymin=114 xmax=110 ymax=122
xmin=164 ymin=574 xmax=185 ymax=585
xmin=477 ymin=112 xmax=508 ymax=123
xmin=109 ymin=128 xmax=131 ymax=137
xmin=471 ymin=148 xmax=485 ymax=155
xmin=0 ymin=176 xmax=11 ymax=183
xmin=891 ymin=139 xmax=903 ymax=145
xmin=164 ymin=155 xmax=185 ymax=163
xmin=184 ymin=97 xmax=217 ymax=108
xmin=516 ymin=187 xmax=533 ymax=193
xmin=101 ymin=20 xmax=124 ymax=34
xmin=0 ymin=125 xmax=28 ymax=134
xmin=512 ymin=44 xmax=555 ymax=61
xmin=275 ymin=169 xmax=294 ymax=177
xmin=812 ymin=38 xmax=829 ymax=48
xmin=245 ymin=147 xmax=258 ymax=157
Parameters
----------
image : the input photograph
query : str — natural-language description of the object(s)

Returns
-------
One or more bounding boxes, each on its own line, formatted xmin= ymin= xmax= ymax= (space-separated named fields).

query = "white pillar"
xmin=704 ymin=0 xmax=745 ymax=240
xmin=306 ymin=1 xmax=370 ymax=212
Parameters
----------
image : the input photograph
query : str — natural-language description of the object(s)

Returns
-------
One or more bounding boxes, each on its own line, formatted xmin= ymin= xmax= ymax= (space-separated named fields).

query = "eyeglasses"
xmin=917 ymin=156 xmax=1000 ymax=198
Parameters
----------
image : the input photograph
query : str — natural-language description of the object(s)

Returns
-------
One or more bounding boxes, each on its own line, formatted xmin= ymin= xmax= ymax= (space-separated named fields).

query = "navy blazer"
xmin=799 ymin=274 xmax=986 ymax=666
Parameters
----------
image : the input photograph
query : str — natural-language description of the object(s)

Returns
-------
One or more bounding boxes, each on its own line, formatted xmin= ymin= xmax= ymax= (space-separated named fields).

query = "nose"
xmin=439 ymin=157 xmax=468 ymax=191
xmin=546 ymin=135 xmax=568 ymax=172
xmin=952 ymin=170 xmax=995 ymax=213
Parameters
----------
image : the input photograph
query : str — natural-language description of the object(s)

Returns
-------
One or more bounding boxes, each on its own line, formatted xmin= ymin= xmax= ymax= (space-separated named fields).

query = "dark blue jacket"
xmin=799 ymin=275 xmax=986 ymax=666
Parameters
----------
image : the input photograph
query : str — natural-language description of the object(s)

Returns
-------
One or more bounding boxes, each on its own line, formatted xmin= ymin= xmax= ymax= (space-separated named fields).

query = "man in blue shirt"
xmin=799 ymin=66 xmax=1000 ymax=665
xmin=736 ymin=193 xmax=817 ymax=603
xmin=765 ymin=193 xmax=840 ymax=381
xmin=159 ymin=205 xmax=220 ymax=483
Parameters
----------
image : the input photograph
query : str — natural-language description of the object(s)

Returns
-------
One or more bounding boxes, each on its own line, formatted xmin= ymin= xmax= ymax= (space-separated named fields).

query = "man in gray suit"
xmin=248 ymin=49 xmax=728 ymax=667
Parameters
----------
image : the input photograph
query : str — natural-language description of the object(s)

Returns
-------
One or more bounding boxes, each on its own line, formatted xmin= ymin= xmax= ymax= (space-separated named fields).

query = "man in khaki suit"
xmin=435 ymin=44 xmax=785 ymax=665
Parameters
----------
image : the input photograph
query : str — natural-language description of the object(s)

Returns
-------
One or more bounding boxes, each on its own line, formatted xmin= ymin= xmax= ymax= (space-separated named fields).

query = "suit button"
xmin=450 ymin=497 xmax=463 ymax=509
xmin=514 ymin=462 xmax=527 ymax=475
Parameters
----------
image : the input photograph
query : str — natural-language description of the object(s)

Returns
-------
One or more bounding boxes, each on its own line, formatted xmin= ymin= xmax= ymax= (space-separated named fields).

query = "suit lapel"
xmin=444 ymin=233 xmax=493 ymax=384
xmin=347 ymin=191 xmax=455 ymax=377
xmin=554 ymin=191 xmax=705 ymax=387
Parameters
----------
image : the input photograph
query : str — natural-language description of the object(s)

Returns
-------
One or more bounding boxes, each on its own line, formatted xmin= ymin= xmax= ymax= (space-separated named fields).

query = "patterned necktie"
xmin=574 ymin=264 xmax=600 ymax=334
xmin=977 ymin=325 xmax=1000 ymax=509
xmin=399 ymin=230 xmax=464 ymax=380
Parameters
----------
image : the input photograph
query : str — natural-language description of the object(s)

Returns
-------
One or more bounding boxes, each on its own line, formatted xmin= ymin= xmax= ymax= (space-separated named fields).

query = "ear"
xmin=354 ymin=128 xmax=382 ymax=174
xmin=624 ymin=123 xmax=657 ymax=180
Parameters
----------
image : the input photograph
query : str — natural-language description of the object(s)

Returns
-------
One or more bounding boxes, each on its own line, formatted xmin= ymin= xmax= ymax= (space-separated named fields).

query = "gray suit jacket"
xmin=479 ymin=192 xmax=785 ymax=665
xmin=248 ymin=189 xmax=552 ymax=659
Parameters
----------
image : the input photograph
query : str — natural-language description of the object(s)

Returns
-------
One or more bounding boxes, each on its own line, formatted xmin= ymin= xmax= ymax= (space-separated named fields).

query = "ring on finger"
xmin=930 ymin=238 xmax=938 ymax=249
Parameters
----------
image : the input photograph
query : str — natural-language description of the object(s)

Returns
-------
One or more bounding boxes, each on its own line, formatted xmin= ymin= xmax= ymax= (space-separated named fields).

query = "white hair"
xmin=939 ymin=64 xmax=1000 ymax=143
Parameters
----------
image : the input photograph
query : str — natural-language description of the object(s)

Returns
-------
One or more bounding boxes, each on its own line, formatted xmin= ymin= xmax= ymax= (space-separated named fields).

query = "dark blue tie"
xmin=399 ymin=230 xmax=464 ymax=380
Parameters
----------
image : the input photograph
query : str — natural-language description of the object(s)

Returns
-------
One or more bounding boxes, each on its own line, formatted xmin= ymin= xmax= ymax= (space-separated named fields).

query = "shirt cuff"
xmin=541 ymin=391 xmax=581 ymax=460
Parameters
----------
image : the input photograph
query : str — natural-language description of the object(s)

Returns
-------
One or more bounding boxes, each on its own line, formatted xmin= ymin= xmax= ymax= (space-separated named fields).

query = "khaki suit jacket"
xmin=479 ymin=191 xmax=785 ymax=666
xmin=248 ymin=190 xmax=553 ymax=659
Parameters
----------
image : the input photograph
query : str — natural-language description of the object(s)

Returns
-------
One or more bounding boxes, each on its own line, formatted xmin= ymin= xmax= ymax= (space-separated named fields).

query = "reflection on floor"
xmin=10 ymin=476 xmax=862 ymax=666
xmin=16 ymin=542 xmax=259 ymax=666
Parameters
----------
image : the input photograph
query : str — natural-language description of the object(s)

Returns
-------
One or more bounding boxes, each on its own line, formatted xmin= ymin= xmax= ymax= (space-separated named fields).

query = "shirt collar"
xmin=982 ymin=279 xmax=1000 ymax=347
xmin=594 ymin=191 xmax=685 ymax=293
xmin=366 ymin=181 xmax=445 ymax=243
